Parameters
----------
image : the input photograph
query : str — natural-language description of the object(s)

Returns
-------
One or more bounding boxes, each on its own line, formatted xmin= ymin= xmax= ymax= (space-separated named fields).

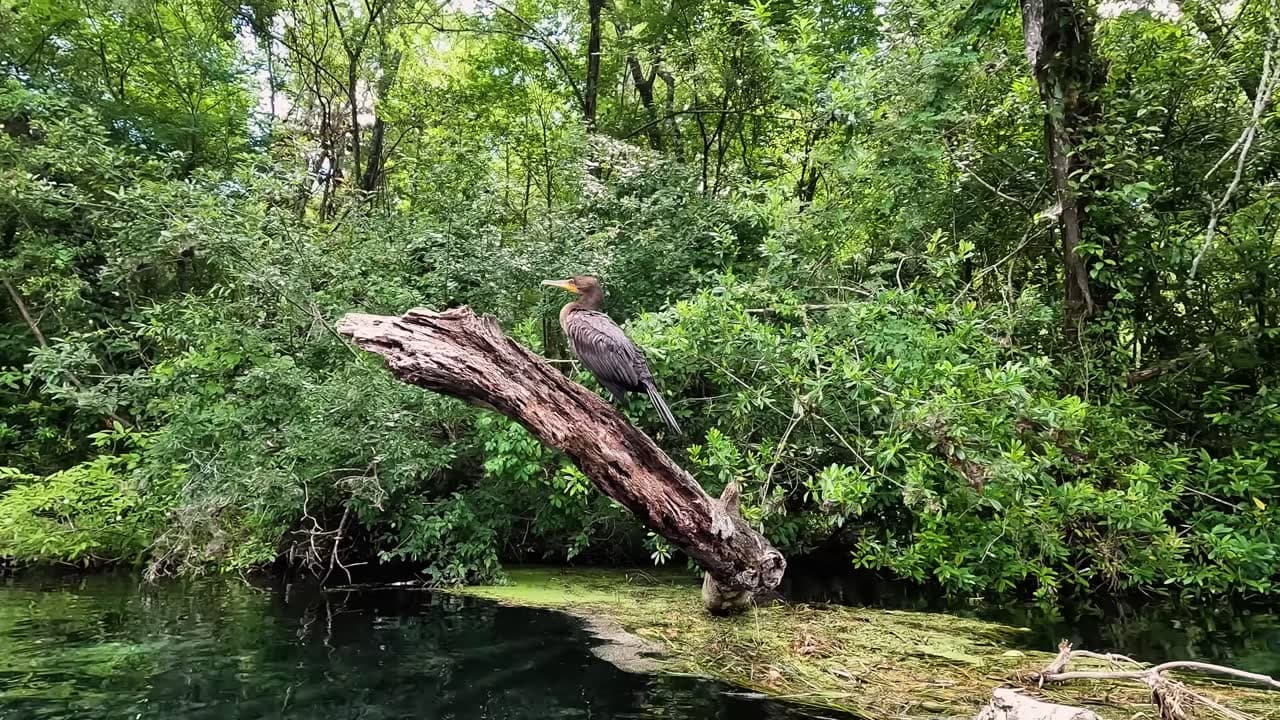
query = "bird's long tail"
xmin=645 ymin=382 xmax=682 ymax=435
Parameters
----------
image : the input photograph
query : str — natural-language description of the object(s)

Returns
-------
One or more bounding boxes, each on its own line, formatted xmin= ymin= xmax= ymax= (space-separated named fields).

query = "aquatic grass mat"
xmin=447 ymin=568 xmax=1280 ymax=720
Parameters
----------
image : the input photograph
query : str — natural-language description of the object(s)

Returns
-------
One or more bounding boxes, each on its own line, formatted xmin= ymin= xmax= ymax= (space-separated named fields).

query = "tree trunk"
xmin=337 ymin=307 xmax=786 ymax=613
xmin=360 ymin=50 xmax=401 ymax=195
xmin=1021 ymin=0 xmax=1104 ymax=336
xmin=347 ymin=57 xmax=362 ymax=187
xmin=626 ymin=54 xmax=664 ymax=150
xmin=794 ymin=114 xmax=834 ymax=207
xmin=584 ymin=0 xmax=604 ymax=128
xmin=658 ymin=69 xmax=685 ymax=161
xmin=360 ymin=117 xmax=386 ymax=193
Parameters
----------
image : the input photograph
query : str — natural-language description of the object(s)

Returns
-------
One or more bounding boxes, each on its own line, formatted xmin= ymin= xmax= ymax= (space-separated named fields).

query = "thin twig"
xmin=1183 ymin=687 xmax=1256 ymax=720
xmin=743 ymin=303 xmax=853 ymax=315
xmin=321 ymin=503 xmax=352 ymax=586
xmin=761 ymin=400 xmax=805 ymax=521
xmin=3 ymin=279 xmax=48 ymax=348
xmin=956 ymin=161 xmax=1034 ymax=212
xmin=5 ymin=278 xmax=135 ymax=428
xmin=1043 ymin=662 xmax=1280 ymax=690
xmin=1070 ymin=650 xmax=1143 ymax=666
xmin=1192 ymin=9 xmax=1280 ymax=278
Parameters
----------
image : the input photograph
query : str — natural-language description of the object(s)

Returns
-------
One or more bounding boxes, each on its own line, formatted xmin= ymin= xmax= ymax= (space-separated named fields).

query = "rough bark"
xmin=584 ymin=0 xmax=604 ymax=128
xmin=974 ymin=689 xmax=1100 ymax=720
xmin=700 ymin=482 xmax=754 ymax=614
xmin=337 ymin=307 xmax=787 ymax=611
xmin=1021 ymin=0 xmax=1104 ymax=335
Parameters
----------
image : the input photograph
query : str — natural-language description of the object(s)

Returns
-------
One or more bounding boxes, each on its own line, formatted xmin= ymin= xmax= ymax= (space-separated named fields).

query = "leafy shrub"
xmin=628 ymin=270 xmax=1279 ymax=600
xmin=0 ymin=429 xmax=179 ymax=566
xmin=3 ymin=0 xmax=1280 ymax=606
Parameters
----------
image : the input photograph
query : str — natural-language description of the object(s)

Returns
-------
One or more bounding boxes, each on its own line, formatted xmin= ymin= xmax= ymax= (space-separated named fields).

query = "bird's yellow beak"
xmin=541 ymin=279 xmax=579 ymax=294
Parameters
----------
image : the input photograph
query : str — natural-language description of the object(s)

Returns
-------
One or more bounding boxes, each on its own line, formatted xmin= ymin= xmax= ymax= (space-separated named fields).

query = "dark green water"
xmin=6 ymin=572 xmax=1279 ymax=720
xmin=0 ymin=574 xmax=846 ymax=720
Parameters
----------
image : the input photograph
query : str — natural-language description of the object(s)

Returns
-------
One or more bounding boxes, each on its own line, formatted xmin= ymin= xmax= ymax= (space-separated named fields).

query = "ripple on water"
xmin=0 ymin=573 xmax=852 ymax=720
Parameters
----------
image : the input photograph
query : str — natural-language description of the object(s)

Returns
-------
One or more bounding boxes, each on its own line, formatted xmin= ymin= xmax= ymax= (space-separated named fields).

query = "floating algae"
xmin=446 ymin=567 xmax=1280 ymax=720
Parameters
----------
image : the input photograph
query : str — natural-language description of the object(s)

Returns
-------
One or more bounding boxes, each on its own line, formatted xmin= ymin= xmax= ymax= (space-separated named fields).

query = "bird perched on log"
xmin=541 ymin=275 xmax=681 ymax=434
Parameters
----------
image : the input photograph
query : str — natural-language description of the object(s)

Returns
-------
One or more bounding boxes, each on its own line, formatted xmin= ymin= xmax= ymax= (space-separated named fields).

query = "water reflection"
xmin=0 ymin=574 xmax=846 ymax=720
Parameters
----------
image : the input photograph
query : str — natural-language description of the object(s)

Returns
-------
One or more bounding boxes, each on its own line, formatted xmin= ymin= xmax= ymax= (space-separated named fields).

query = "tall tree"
xmin=1020 ymin=0 xmax=1106 ymax=335
xmin=584 ymin=0 xmax=605 ymax=127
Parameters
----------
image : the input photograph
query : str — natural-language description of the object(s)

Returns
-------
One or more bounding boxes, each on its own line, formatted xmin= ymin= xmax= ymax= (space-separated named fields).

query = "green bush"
xmin=3 ymin=0 xmax=1279 ymax=604
xmin=0 ymin=429 xmax=179 ymax=566
xmin=627 ymin=271 xmax=1279 ymax=600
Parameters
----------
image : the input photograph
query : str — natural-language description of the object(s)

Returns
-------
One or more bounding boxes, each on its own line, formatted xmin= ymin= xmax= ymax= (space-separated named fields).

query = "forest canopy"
xmin=0 ymin=0 xmax=1277 ymax=602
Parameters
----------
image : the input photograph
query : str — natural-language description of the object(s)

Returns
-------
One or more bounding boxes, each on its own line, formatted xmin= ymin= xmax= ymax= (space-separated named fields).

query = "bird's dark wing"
xmin=563 ymin=310 xmax=651 ymax=392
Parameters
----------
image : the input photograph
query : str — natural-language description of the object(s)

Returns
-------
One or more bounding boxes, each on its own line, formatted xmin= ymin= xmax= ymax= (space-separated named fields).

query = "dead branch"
xmin=1039 ymin=640 xmax=1074 ymax=683
xmin=1042 ymin=661 xmax=1280 ymax=691
xmin=337 ymin=307 xmax=786 ymax=612
xmin=1192 ymin=7 xmax=1280 ymax=278
xmin=1126 ymin=346 xmax=1213 ymax=386
xmin=1028 ymin=641 xmax=1279 ymax=720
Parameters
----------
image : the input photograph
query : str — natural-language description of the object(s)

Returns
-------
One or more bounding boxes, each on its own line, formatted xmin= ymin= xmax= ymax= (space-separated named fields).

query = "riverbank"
xmin=445 ymin=567 xmax=1280 ymax=719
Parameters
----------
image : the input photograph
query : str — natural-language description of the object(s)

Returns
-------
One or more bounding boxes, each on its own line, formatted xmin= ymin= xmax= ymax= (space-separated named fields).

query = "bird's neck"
xmin=571 ymin=289 xmax=604 ymax=311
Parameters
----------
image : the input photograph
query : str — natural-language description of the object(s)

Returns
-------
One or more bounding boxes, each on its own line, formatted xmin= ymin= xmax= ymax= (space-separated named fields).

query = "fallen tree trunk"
xmin=337 ymin=307 xmax=786 ymax=612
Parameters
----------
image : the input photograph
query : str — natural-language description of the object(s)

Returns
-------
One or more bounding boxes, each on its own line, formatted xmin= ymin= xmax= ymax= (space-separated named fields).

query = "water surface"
xmin=780 ymin=566 xmax=1280 ymax=676
xmin=0 ymin=573 xmax=845 ymax=720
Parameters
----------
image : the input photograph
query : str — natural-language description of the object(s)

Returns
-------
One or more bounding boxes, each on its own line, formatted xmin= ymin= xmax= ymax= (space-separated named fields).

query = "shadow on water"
xmin=0 ymin=572 xmax=850 ymax=720
xmin=780 ymin=557 xmax=1280 ymax=677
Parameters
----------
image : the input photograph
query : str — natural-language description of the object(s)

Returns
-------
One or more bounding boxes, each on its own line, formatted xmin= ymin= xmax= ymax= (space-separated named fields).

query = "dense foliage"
xmin=1 ymin=0 xmax=1277 ymax=602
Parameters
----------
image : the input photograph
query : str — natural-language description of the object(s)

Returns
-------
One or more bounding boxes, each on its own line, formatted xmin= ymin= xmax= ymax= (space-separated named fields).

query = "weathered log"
xmin=974 ymin=689 xmax=1100 ymax=720
xmin=336 ymin=307 xmax=786 ymax=611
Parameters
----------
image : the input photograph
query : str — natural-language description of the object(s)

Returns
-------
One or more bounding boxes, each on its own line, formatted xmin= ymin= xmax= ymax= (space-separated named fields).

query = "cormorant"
xmin=541 ymin=275 xmax=681 ymax=434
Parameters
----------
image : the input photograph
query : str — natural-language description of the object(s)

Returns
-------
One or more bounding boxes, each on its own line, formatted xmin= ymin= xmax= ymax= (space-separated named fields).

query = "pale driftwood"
xmin=1043 ymin=661 xmax=1280 ymax=690
xmin=337 ymin=307 xmax=786 ymax=611
xmin=974 ymin=689 xmax=1100 ymax=720
xmin=1038 ymin=640 xmax=1074 ymax=683
xmin=701 ymin=482 xmax=754 ymax=615
xmin=1030 ymin=641 xmax=1279 ymax=720
xmin=1033 ymin=641 xmax=1280 ymax=691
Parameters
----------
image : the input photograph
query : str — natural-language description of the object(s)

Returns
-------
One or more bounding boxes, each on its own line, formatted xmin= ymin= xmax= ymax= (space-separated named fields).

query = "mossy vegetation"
xmin=448 ymin=568 xmax=1280 ymax=719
